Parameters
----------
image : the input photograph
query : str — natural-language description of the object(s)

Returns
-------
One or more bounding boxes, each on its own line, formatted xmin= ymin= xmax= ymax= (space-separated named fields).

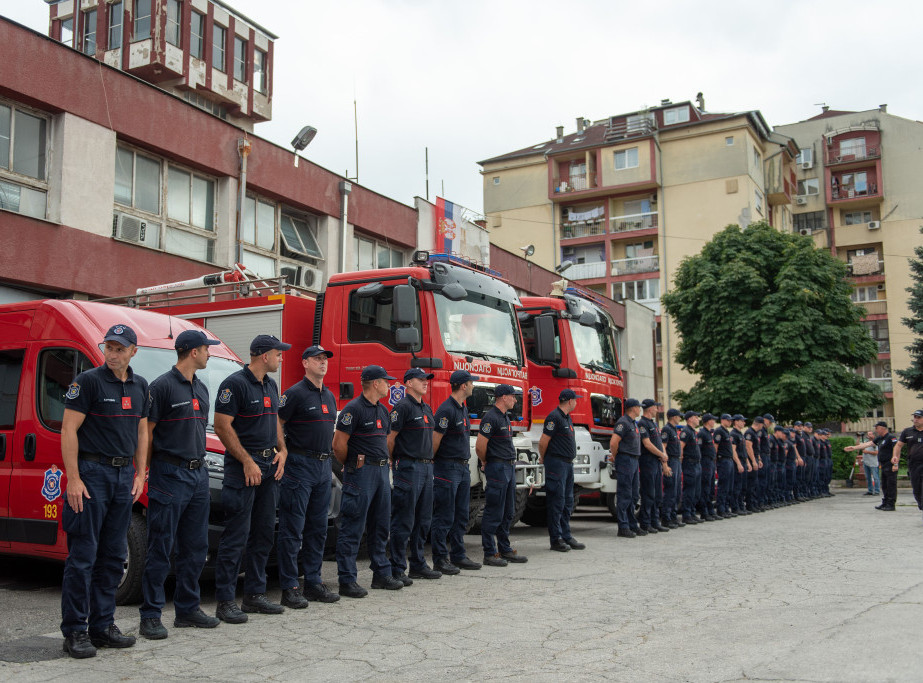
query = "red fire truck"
xmin=517 ymin=284 xmax=625 ymax=521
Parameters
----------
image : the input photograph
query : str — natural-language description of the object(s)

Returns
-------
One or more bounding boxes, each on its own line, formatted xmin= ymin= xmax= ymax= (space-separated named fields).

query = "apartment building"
xmin=776 ymin=106 xmax=922 ymax=431
xmin=479 ymin=97 xmax=798 ymax=406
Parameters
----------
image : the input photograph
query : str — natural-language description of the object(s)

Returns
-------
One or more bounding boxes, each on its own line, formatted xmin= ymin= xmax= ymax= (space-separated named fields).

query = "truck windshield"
xmin=434 ymin=291 xmax=523 ymax=366
xmin=568 ymin=319 xmax=619 ymax=374
xmin=101 ymin=345 xmax=243 ymax=430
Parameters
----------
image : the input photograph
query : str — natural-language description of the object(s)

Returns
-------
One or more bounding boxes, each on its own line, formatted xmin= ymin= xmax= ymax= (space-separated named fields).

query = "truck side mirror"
xmin=391 ymin=285 xmax=418 ymax=325
xmin=395 ymin=327 xmax=420 ymax=347
xmin=441 ymin=282 xmax=467 ymax=301
xmin=533 ymin=315 xmax=556 ymax=363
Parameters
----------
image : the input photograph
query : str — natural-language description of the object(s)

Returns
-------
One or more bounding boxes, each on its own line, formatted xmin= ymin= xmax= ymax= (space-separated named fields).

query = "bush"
xmin=831 ymin=436 xmax=858 ymax=480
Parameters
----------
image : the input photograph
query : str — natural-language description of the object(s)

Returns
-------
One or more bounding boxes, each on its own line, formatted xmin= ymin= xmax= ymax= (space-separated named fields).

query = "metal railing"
xmin=554 ymin=172 xmax=597 ymax=194
xmin=605 ymin=118 xmax=656 ymax=142
xmin=868 ymin=377 xmax=893 ymax=392
xmin=560 ymin=220 xmax=606 ymax=239
xmin=610 ymin=211 xmax=659 ymax=234
xmin=611 ymin=255 xmax=659 ymax=276
xmin=566 ymin=261 xmax=607 ymax=280
xmin=832 ymin=184 xmax=879 ymax=201
xmin=825 ymin=145 xmax=881 ymax=165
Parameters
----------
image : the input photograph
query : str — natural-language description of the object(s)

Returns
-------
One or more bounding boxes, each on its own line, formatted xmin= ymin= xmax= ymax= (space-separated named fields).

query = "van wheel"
xmin=116 ymin=511 xmax=146 ymax=605
xmin=466 ymin=484 xmax=485 ymax=534
xmin=521 ymin=494 xmax=547 ymax=527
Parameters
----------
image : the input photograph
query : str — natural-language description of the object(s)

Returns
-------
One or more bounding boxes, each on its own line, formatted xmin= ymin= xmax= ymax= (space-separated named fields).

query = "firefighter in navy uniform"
xmin=697 ymin=414 xmax=718 ymax=521
xmin=139 ymin=330 xmax=221 ymax=641
xmin=638 ymin=399 xmax=671 ymax=533
xmin=334 ymin=365 xmax=401 ymax=597
xmin=660 ymin=408 xmax=684 ymax=529
xmin=540 ymin=389 xmax=587 ymax=551
xmin=680 ymin=411 xmax=703 ymax=524
xmin=759 ymin=414 xmax=775 ymax=508
xmin=477 ymin=384 xmax=528 ymax=566
xmin=714 ymin=414 xmax=738 ymax=518
xmin=730 ymin=415 xmax=748 ymax=515
xmin=389 ymin=368 xmax=441 ymax=584
xmin=743 ymin=417 xmax=764 ymax=512
xmin=610 ymin=398 xmax=644 ymax=537
xmin=276 ymin=345 xmax=340 ymax=609
xmin=60 ymin=324 xmax=149 ymax=658
xmin=893 ymin=410 xmax=923 ymax=515
xmin=213 ymin=335 xmax=290 ymax=624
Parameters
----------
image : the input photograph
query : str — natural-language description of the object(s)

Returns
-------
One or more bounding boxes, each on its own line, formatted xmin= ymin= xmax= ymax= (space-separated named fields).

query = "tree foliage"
xmin=896 ymin=227 xmax=923 ymax=398
xmin=661 ymin=221 xmax=880 ymax=421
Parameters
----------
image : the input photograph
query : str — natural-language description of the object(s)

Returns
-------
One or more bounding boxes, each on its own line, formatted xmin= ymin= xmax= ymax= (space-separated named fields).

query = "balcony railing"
xmin=554 ymin=172 xmax=597 ymax=194
xmin=560 ymin=220 xmax=605 ymax=239
xmin=831 ymin=184 xmax=879 ymax=201
xmin=566 ymin=261 xmax=607 ymax=280
xmin=825 ymin=145 xmax=881 ymax=166
xmin=605 ymin=118 xmax=657 ymax=142
xmin=611 ymin=255 xmax=659 ymax=276
xmin=842 ymin=416 xmax=895 ymax=433
xmin=610 ymin=211 xmax=659 ymax=234
xmin=856 ymin=299 xmax=887 ymax=316
xmin=868 ymin=377 xmax=893 ymax=393
xmin=847 ymin=258 xmax=884 ymax=277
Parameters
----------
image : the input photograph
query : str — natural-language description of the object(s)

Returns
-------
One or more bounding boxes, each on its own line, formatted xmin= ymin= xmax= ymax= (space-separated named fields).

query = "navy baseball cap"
xmin=763 ymin=413 xmax=775 ymax=422
xmin=667 ymin=408 xmax=682 ymax=418
xmin=793 ymin=420 xmax=803 ymax=426
xmin=720 ymin=413 xmax=732 ymax=421
xmin=495 ymin=384 xmax=516 ymax=398
xmin=625 ymin=398 xmax=641 ymax=409
xmin=702 ymin=413 xmax=717 ymax=423
xmin=404 ymin=368 xmax=434 ymax=382
xmin=732 ymin=414 xmax=745 ymax=422
xmin=302 ymin=345 xmax=333 ymax=359
xmin=641 ymin=398 xmax=661 ymax=409
xmin=804 ymin=421 xmax=813 ymax=427
xmin=784 ymin=428 xmax=792 ymax=436
xmin=753 ymin=416 xmax=765 ymax=424
xmin=361 ymin=365 xmax=396 ymax=381
xmin=559 ymin=389 xmax=577 ymax=402
xmin=450 ymin=370 xmax=479 ymax=384
xmin=773 ymin=425 xmax=784 ymax=433
xmin=683 ymin=410 xmax=700 ymax=420
xmin=250 ymin=334 xmax=291 ymax=355
xmin=174 ymin=329 xmax=220 ymax=352
xmin=104 ymin=324 xmax=137 ymax=347
xmin=874 ymin=421 xmax=889 ymax=428
xmin=913 ymin=409 xmax=923 ymax=417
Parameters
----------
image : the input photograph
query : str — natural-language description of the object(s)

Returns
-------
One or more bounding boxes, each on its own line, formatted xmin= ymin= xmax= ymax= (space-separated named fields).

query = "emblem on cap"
xmin=113 ymin=326 xmax=124 ymax=334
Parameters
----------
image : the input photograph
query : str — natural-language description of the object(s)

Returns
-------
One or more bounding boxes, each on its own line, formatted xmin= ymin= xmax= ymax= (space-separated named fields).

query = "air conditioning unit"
xmin=280 ymin=265 xmax=324 ymax=291
xmin=799 ymin=228 xmax=811 ymax=236
xmin=877 ymin=283 xmax=886 ymax=291
xmin=112 ymin=212 xmax=147 ymax=243
xmin=868 ymin=221 xmax=881 ymax=230
xmin=801 ymin=161 xmax=813 ymax=170
xmin=795 ymin=196 xmax=807 ymax=205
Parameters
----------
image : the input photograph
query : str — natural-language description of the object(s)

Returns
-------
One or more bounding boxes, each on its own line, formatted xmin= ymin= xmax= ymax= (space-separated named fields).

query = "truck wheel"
xmin=466 ymin=484 xmax=486 ymax=534
xmin=604 ymin=492 xmax=619 ymax=521
xmin=116 ymin=511 xmax=146 ymax=606
xmin=511 ymin=490 xmax=529 ymax=526
xmin=520 ymin=493 xmax=547 ymax=527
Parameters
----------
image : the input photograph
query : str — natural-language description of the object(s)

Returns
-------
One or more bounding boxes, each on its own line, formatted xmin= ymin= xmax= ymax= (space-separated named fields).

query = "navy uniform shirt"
xmin=743 ymin=427 xmax=760 ymax=462
xmin=336 ymin=394 xmax=390 ymax=463
xmin=543 ymin=406 xmax=577 ymax=461
xmin=434 ymin=397 xmax=470 ymax=461
xmin=279 ymin=378 xmax=337 ymax=454
xmin=661 ymin=423 xmax=681 ymax=458
xmin=898 ymin=426 xmax=923 ymax=462
xmin=148 ymin=366 xmax=207 ymax=461
xmin=759 ymin=429 xmax=771 ymax=462
xmin=390 ymin=394 xmax=435 ymax=459
xmin=730 ymin=428 xmax=745 ymax=466
xmin=698 ymin=426 xmax=716 ymax=460
xmin=793 ymin=431 xmax=806 ymax=458
xmin=479 ymin=406 xmax=516 ymax=461
xmin=64 ymin=364 xmax=149 ymax=459
xmin=680 ymin=424 xmax=700 ymax=462
xmin=639 ymin=416 xmax=663 ymax=454
xmin=214 ymin=365 xmax=280 ymax=453
xmin=804 ymin=434 xmax=816 ymax=458
xmin=783 ymin=439 xmax=797 ymax=462
xmin=614 ymin=415 xmax=641 ymax=457
xmin=768 ymin=435 xmax=780 ymax=462
xmin=714 ymin=425 xmax=733 ymax=459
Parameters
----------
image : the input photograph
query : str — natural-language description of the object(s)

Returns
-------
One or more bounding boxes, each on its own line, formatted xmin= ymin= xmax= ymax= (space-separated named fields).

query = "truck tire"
xmin=521 ymin=493 xmax=547 ymax=527
xmin=604 ymin=492 xmax=619 ymax=521
xmin=510 ymin=489 xmax=529 ymax=526
xmin=466 ymin=484 xmax=486 ymax=534
xmin=116 ymin=511 xmax=146 ymax=606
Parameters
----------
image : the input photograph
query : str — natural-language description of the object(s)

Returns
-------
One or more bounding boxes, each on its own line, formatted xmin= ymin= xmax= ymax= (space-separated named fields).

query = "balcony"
xmin=561 ymin=220 xmax=606 ymax=240
xmin=843 ymin=416 xmax=895 ymax=433
xmin=873 ymin=338 xmax=890 ymax=354
xmin=610 ymin=211 xmax=659 ymax=235
xmin=825 ymin=145 xmax=881 ymax=166
xmin=847 ymin=255 xmax=884 ymax=277
xmin=869 ymin=377 xmax=893 ymax=393
xmin=567 ymin=261 xmax=607 ymax=280
xmin=611 ymin=255 xmax=659 ymax=276
xmin=857 ymin=299 xmax=887 ymax=316
xmin=604 ymin=117 xmax=657 ymax=142
xmin=554 ymin=172 xmax=598 ymax=195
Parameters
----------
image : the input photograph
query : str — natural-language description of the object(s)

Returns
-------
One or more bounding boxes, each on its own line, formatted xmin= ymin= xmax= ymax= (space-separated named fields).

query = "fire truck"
xmin=140 ymin=253 xmax=544 ymax=531
xmin=517 ymin=283 xmax=625 ymax=522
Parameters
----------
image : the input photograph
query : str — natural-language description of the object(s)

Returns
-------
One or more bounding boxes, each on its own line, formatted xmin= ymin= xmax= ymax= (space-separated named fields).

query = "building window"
xmin=493 ymin=176 xmax=500 ymax=185
xmin=253 ymin=49 xmax=267 ymax=93
xmin=797 ymin=178 xmax=819 ymax=196
xmin=181 ymin=91 xmax=227 ymax=119
xmin=167 ymin=166 xmax=214 ymax=231
xmin=108 ymin=2 xmax=123 ymax=50
xmin=234 ymin=37 xmax=247 ymax=82
xmin=281 ymin=213 xmax=323 ymax=260
xmin=354 ymin=235 xmax=402 ymax=271
xmin=82 ymin=10 xmax=97 ymax=55
xmin=213 ymin=25 xmax=227 ymax=71
xmin=242 ymin=197 xmax=276 ymax=250
xmin=614 ymin=278 xmax=660 ymax=302
xmin=793 ymin=211 xmax=825 ymax=233
xmin=614 ymin=147 xmax=638 ymax=170
xmin=663 ymin=106 xmax=689 ymax=125
xmin=165 ymin=227 xmax=214 ymax=263
xmin=796 ymin=148 xmax=813 ymax=166
xmin=133 ymin=0 xmax=151 ymax=41
xmin=59 ymin=17 xmax=75 ymax=47
xmin=725 ymin=136 xmax=734 ymax=146
xmin=190 ymin=11 xmax=204 ymax=58
xmin=114 ymin=146 xmax=160 ymax=215
xmin=753 ymin=148 xmax=761 ymax=167
xmin=839 ymin=137 xmax=866 ymax=159
xmin=0 ymin=102 xmax=48 ymax=219
xmin=166 ymin=0 xmax=182 ymax=47
xmin=242 ymin=250 xmax=276 ymax=278
xmin=625 ymin=241 xmax=655 ymax=259
xmin=844 ymin=210 xmax=873 ymax=225
xmin=850 ymin=285 xmax=878 ymax=303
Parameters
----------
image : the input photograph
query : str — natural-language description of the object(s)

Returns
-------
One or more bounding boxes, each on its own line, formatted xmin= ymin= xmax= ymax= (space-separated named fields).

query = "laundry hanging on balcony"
xmin=565 ymin=206 xmax=604 ymax=223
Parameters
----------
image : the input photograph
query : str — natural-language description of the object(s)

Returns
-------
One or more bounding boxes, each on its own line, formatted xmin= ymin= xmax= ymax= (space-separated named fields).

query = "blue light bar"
xmin=428 ymin=252 xmax=503 ymax=279
xmin=565 ymin=286 xmax=607 ymax=308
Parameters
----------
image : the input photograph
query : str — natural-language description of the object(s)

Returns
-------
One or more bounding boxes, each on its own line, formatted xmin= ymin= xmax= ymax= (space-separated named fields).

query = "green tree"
xmin=661 ymin=221 xmax=881 ymax=421
xmin=896 ymin=227 xmax=923 ymax=398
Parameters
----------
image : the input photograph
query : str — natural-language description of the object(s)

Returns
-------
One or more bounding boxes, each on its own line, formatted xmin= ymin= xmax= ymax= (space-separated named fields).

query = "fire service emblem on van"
xmin=42 ymin=465 xmax=62 ymax=502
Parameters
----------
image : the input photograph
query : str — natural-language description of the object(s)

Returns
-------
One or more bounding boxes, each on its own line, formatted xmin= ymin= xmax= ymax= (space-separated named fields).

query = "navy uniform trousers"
xmin=481 ymin=460 xmax=516 ymax=556
xmin=336 ymin=462 xmax=391 ymax=584
xmin=277 ymin=453 xmax=332 ymax=588
xmin=389 ymin=457 xmax=435 ymax=574
xmin=431 ymin=460 xmax=471 ymax=563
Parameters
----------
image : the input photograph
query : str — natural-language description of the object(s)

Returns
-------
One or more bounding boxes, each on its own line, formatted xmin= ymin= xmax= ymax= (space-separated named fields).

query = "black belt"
xmin=616 ymin=452 xmax=639 ymax=459
xmin=290 ymin=450 xmax=331 ymax=461
xmin=435 ymin=457 xmax=470 ymax=463
xmin=79 ymin=452 xmax=131 ymax=467
xmin=547 ymin=454 xmax=575 ymax=462
xmin=487 ymin=457 xmax=514 ymax=464
xmin=155 ymin=453 xmax=203 ymax=470
xmin=351 ymin=458 xmax=388 ymax=467
xmin=411 ymin=458 xmax=434 ymax=464
xmin=250 ymin=448 xmax=275 ymax=459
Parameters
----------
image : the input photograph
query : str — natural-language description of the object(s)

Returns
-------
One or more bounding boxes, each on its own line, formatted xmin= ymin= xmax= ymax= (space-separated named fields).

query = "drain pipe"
xmin=652 ymin=133 xmax=671 ymax=407
xmin=338 ymin=181 xmax=352 ymax=272
xmin=235 ymin=138 xmax=251 ymax=265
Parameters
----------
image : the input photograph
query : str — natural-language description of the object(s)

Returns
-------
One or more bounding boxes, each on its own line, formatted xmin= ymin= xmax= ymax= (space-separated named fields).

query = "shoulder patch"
xmin=546 ymin=421 xmax=555 ymax=431
xmin=218 ymin=387 xmax=232 ymax=404
xmin=482 ymin=422 xmax=492 ymax=434
xmin=615 ymin=423 xmax=625 ymax=434
xmin=341 ymin=412 xmax=353 ymax=425
xmin=439 ymin=416 xmax=448 ymax=429
xmin=390 ymin=410 xmax=399 ymax=423
xmin=280 ymin=394 xmax=287 ymax=407
xmin=65 ymin=382 xmax=80 ymax=400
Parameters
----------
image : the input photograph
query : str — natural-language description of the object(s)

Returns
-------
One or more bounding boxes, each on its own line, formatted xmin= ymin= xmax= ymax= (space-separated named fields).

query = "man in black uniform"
xmin=894 ymin=410 xmax=923 ymax=518
xmin=276 ymin=345 xmax=340 ymax=609
xmin=139 ymin=330 xmax=221 ymax=640
xmin=335 ymin=365 xmax=402 ymax=597
xmin=792 ymin=421 xmax=808 ymax=501
xmin=846 ymin=422 xmax=898 ymax=511
xmin=610 ymin=398 xmax=644 ymax=537
xmin=697 ymin=414 xmax=718 ymax=521
xmin=660 ymin=408 xmax=684 ymax=529
xmin=743 ymin=417 xmax=764 ymax=512
xmin=820 ymin=429 xmax=834 ymax=496
xmin=638 ymin=399 xmax=670 ymax=533
xmin=389 ymin=368 xmax=441 ymax=584
xmin=714 ymin=414 xmax=738 ymax=518
xmin=60 ymin=324 xmax=148 ymax=658
xmin=540 ymin=389 xmax=586 ymax=551
xmin=730 ymin=415 xmax=749 ymax=514
xmin=431 ymin=370 xmax=481 ymax=574
xmin=759 ymin=414 xmax=774 ymax=508
xmin=680 ymin=411 xmax=702 ymax=524
xmin=477 ymin=384 xmax=528 ymax=566
xmin=213 ymin=334 xmax=289 ymax=623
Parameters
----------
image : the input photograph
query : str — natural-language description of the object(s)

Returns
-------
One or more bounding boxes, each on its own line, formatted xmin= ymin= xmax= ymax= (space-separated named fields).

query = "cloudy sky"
xmin=5 ymin=0 xmax=921 ymax=215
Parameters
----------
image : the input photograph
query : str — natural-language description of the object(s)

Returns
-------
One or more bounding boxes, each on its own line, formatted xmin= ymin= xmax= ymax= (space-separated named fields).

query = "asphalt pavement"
xmin=1 ymin=487 xmax=922 ymax=682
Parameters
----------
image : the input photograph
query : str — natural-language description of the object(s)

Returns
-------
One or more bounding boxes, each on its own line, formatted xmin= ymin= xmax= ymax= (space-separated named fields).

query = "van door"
xmin=0 ymin=347 xmax=27 ymax=550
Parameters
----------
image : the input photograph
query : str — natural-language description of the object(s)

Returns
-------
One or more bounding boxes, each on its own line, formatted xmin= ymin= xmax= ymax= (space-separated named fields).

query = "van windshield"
xmin=100 ymin=345 xmax=242 ymax=430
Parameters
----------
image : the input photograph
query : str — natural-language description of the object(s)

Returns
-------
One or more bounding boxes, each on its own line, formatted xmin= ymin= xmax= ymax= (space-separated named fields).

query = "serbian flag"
xmin=435 ymin=197 xmax=459 ymax=254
